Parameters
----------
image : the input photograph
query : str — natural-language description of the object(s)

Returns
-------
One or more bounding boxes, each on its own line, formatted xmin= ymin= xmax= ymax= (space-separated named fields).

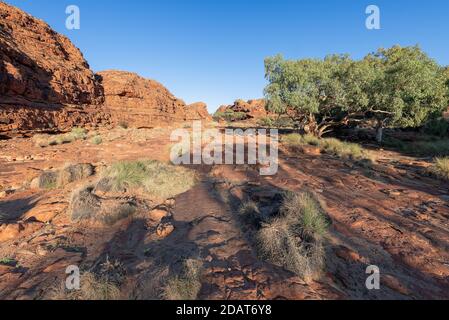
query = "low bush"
xmin=238 ymin=201 xmax=262 ymax=228
xmin=258 ymin=116 xmax=295 ymax=128
xmin=57 ymin=163 xmax=95 ymax=187
xmin=384 ymin=136 xmax=449 ymax=157
xmin=213 ymin=110 xmax=247 ymax=122
xmin=91 ymin=135 xmax=103 ymax=145
xmin=0 ymin=258 xmax=17 ymax=267
xmin=423 ymin=118 xmax=449 ymax=137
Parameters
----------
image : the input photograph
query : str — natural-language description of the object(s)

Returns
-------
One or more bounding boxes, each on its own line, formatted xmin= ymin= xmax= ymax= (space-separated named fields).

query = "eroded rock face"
xmin=97 ymin=70 xmax=210 ymax=127
xmin=217 ymin=99 xmax=270 ymax=120
xmin=0 ymin=2 xmax=110 ymax=134
xmin=0 ymin=2 xmax=101 ymax=105
xmin=0 ymin=3 xmax=211 ymax=135
xmin=185 ymin=102 xmax=211 ymax=121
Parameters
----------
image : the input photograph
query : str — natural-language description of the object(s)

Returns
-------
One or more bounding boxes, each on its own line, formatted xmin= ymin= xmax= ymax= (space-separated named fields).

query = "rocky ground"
xmin=0 ymin=126 xmax=448 ymax=300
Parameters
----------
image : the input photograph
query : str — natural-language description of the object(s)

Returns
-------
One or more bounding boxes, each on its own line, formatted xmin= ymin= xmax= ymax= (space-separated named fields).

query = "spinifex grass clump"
xmin=101 ymin=160 xmax=196 ymax=200
xmin=429 ymin=157 xmax=449 ymax=180
xmin=50 ymin=272 xmax=121 ymax=300
xmin=257 ymin=191 xmax=329 ymax=282
xmin=33 ymin=128 xmax=87 ymax=148
xmin=283 ymin=133 xmax=375 ymax=163
xmin=164 ymin=259 xmax=203 ymax=300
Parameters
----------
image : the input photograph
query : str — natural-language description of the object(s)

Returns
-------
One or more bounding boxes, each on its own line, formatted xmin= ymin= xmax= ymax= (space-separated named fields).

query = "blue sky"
xmin=5 ymin=0 xmax=449 ymax=112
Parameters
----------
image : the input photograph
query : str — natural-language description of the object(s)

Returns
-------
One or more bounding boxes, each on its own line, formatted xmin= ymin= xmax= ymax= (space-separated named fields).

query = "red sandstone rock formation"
xmin=0 ymin=3 xmax=209 ymax=135
xmin=217 ymin=99 xmax=270 ymax=121
xmin=97 ymin=70 xmax=210 ymax=127
xmin=0 ymin=2 xmax=109 ymax=134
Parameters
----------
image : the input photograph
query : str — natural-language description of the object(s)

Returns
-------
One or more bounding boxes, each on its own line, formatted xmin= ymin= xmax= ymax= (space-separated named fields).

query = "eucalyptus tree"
xmin=265 ymin=46 xmax=448 ymax=142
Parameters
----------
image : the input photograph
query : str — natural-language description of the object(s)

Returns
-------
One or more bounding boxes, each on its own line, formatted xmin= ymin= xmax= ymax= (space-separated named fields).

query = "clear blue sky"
xmin=5 ymin=0 xmax=449 ymax=112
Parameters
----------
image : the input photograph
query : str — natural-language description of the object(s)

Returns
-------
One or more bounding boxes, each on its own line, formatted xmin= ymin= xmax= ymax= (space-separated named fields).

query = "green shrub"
xmin=91 ymin=135 xmax=103 ymax=145
xmin=32 ymin=128 xmax=87 ymax=148
xmin=258 ymin=117 xmax=274 ymax=128
xmin=259 ymin=116 xmax=294 ymax=128
xmin=238 ymin=201 xmax=261 ymax=227
xmin=31 ymin=171 xmax=58 ymax=190
xmin=0 ymin=258 xmax=17 ymax=267
xmin=213 ymin=110 xmax=247 ymax=122
xmin=423 ymin=118 xmax=449 ymax=137
xmin=384 ymin=136 xmax=449 ymax=157
xmin=69 ymin=127 xmax=87 ymax=140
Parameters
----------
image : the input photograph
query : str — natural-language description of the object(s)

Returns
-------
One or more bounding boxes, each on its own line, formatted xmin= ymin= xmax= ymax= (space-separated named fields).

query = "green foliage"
xmin=258 ymin=116 xmax=294 ymax=128
xmin=0 ymin=258 xmax=17 ymax=267
xmin=214 ymin=110 xmax=247 ymax=122
xmin=265 ymin=46 xmax=449 ymax=134
xmin=423 ymin=118 xmax=449 ymax=137
xmin=383 ymin=136 xmax=449 ymax=157
xmin=118 ymin=121 xmax=129 ymax=129
xmin=69 ymin=127 xmax=87 ymax=140
xmin=91 ymin=135 xmax=103 ymax=145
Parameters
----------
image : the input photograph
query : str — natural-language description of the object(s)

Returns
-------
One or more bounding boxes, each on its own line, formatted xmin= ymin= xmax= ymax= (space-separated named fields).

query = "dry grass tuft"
xmin=101 ymin=160 xmax=196 ymax=200
xmin=257 ymin=191 xmax=329 ymax=282
xmin=163 ymin=259 xmax=203 ymax=300
xmin=429 ymin=157 xmax=449 ymax=180
xmin=57 ymin=163 xmax=95 ymax=187
xmin=33 ymin=128 xmax=87 ymax=148
xmin=283 ymin=133 xmax=376 ymax=164
xmin=50 ymin=272 xmax=122 ymax=300
xmin=238 ymin=201 xmax=262 ymax=227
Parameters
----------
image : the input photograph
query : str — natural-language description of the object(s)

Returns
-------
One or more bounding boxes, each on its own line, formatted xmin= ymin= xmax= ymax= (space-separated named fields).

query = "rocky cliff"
xmin=0 ymin=2 xmax=209 ymax=135
xmin=97 ymin=70 xmax=210 ymax=127
xmin=0 ymin=2 xmax=109 ymax=134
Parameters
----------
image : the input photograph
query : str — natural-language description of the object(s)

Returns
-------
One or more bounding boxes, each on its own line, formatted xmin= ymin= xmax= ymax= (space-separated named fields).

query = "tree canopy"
xmin=264 ymin=46 xmax=448 ymax=138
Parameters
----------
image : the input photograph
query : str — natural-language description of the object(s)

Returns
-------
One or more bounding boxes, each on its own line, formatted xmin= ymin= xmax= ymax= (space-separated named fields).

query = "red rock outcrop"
xmin=0 ymin=2 xmax=109 ymax=134
xmin=97 ymin=70 xmax=210 ymax=127
xmin=217 ymin=99 xmax=270 ymax=121
xmin=185 ymin=102 xmax=211 ymax=121
xmin=0 ymin=3 xmax=209 ymax=135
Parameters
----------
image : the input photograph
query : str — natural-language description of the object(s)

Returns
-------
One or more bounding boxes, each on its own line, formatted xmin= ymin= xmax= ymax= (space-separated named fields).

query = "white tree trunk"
xmin=376 ymin=126 xmax=383 ymax=144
